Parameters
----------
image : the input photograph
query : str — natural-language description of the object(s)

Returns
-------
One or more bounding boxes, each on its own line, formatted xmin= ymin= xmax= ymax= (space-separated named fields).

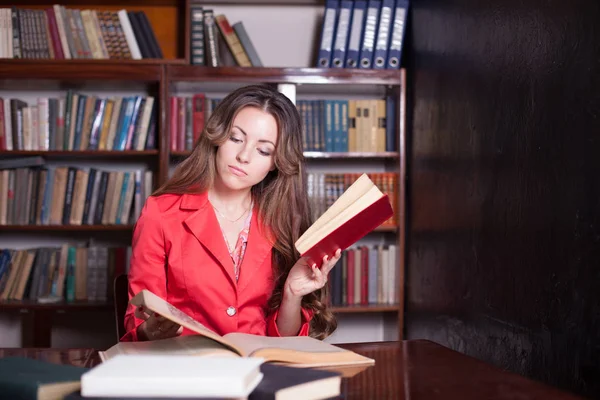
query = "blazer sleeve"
xmin=120 ymin=196 xmax=167 ymax=342
xmin=265 ymin=306 xmax=314 ymax=337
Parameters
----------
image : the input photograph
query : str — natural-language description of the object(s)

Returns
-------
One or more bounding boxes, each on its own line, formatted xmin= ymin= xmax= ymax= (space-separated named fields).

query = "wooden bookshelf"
xmin=0 ymin=0 xmax=407 ymax=347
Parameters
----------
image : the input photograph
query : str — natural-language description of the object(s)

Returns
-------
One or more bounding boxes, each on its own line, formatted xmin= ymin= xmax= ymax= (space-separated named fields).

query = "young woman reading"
xmin=122 ymin=84 xmax=341 ymax=342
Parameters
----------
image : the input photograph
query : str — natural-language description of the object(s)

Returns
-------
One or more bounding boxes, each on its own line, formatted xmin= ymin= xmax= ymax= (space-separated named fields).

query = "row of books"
xmin=317 ymin=0 xmax=409 ymax=69
xmin=328 ymin=244 xmax=399 ymax=306
xmin=189 ymin=4 xmax=262 ymax=67
xmin=0 ymin=93 xmax=157 ymax=152
xmin=298 ymin=97 xmax=397 ymax=152
xmin=307 ymin=172 xmax=398 ymax=228
xmin=0 ymin=245 xmax=130 ymax=302
xmin=169 ymin=95 xmax=218 ymax=152
xmin=0 ymin=164 xmax=153 ymax=227
xmin=0 ymin=6 xmax=162 ymax=60
xmin=169 ymin=94 xmax=397 ymax=153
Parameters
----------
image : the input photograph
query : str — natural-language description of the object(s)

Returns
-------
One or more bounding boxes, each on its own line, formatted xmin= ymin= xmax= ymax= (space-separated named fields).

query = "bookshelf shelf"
xmin=303 ymin=151 xmax=400 ymax=159
xmin=17 ymin=0 xmax=179 ymax=5
xmin=0 ymin=61 xmax=162 ymax=81
xmin=0 ymin=150 xmax=159 ymax=158
xmin=0 ymin=225 xmax=134 ymax=232
xmin=171 ymin=151 xmax=400 ymax=159
xmin=168 ymin=66 xmax=402 ymax=85
xmin=330 ymin=305 xmax=400 ymax=313
xmin=0 ymin=300 xmax=112 ymax=311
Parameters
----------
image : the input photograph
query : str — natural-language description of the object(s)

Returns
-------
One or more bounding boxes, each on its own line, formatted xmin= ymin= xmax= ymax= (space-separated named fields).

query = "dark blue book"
xmin=0 ymin=357 xmax=88 ymax=400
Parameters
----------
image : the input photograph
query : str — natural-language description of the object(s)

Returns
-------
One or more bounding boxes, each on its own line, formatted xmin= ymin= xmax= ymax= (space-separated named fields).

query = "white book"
xmin=81 ymin=355 xmax=264 ymax=398
xmin=117 ymin=10 xmax=142 ymax=60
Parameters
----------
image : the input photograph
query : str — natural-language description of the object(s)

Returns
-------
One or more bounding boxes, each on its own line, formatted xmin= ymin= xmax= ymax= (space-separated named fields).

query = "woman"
xmin=122 ymin=84 xmax=341 ymax=342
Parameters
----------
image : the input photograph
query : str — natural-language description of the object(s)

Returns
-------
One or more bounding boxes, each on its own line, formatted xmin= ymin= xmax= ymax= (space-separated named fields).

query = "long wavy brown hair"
xmin=153 ymin=84 xmax=336 ymax=339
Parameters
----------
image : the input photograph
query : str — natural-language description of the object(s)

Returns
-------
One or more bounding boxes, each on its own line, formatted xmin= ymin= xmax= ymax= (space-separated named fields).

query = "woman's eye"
xmin=258 ymin=149 xmax=272 ymax=156
xmin=230 ymin=137 xmax=242 ymax=143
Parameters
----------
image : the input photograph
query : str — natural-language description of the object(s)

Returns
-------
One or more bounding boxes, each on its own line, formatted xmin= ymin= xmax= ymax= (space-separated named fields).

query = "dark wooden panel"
xmin=406 ymin=0 xmax=600 ymax=399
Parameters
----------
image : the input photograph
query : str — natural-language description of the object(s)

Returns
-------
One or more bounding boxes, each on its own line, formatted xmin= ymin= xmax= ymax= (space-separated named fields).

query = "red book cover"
xmin=169 ymin=97 xmax=178 ymax=151
xmin=300 ymin=194 xmax=393 ymax=267
xmin=360 ymin=246 xmax=369 ymax=305
xmin=192 ymin=94 xmax=205 ymax=144
xmin=46 ymin=8 xmax=65 ymax=59
xmin=347 ymin=249 xmax=355 ymax=306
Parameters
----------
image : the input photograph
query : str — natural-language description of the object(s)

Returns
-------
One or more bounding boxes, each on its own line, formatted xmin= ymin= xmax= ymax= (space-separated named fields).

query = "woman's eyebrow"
xmin=233 ymin=125 xmax=276 ymax=146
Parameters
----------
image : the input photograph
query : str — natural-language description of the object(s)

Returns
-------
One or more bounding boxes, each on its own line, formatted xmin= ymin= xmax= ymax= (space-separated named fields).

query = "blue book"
xmin=331 ymin=0 xmax=353 ymax=68
xmin=373 ymin=0 xmax=395 ymax=69
xmin=345 ymin=0 xmax=366 ymax=68
xmin=0 ymin=357 xmax=88 ymax=400
xmin=386 ymin=0 xmax=409 ymax=69
xmin=358 ymin=0 xmax=381 ymax=69
xmin=316 ymin=0 xmax=340 ymax=67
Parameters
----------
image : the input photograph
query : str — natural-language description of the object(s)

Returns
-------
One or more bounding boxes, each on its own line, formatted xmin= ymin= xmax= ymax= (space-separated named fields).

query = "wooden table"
xmin=0 ymin=340 xmax=585 ymax=399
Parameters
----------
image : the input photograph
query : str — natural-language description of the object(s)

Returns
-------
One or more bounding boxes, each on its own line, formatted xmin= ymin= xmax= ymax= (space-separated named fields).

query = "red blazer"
xmin=121 ymin=192 xmax=312 ymax=341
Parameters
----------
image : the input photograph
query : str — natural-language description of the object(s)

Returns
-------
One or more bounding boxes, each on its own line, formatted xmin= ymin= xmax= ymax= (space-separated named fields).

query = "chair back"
xmin=113 ymin=274 xmax=129 ymax=342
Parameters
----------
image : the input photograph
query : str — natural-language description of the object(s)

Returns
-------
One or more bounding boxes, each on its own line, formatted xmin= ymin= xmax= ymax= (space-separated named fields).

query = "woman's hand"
xmin=135 ymin=305 xmax=183 ymax=341
xmin=284 ymin=249 xmax=342 ymax=299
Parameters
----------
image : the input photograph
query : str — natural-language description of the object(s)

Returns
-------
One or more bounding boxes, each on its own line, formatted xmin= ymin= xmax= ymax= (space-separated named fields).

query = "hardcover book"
xmin=100 ymin=290 xmax=374 ymax=371
xmin=295 ymin=173 xmax=394 ymax=266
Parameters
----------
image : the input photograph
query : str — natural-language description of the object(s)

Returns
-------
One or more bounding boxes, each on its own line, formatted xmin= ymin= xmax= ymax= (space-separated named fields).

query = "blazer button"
xmin=226 ymin=306 xmax=236 ymax=316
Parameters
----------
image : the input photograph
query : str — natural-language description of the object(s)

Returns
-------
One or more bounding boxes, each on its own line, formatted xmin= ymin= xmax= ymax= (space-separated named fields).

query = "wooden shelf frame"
xmin=168 ymin=65 xmax=403 ymax=85
xmin=171 ymin=150 xmax=400 ymax=159
xmin=0 ymin=61 xmax=163 ymax=81
xmin=0 ymin=150 xmax=159 ymax=158
xmin=0 ymin=225 xmax=134 ymax=232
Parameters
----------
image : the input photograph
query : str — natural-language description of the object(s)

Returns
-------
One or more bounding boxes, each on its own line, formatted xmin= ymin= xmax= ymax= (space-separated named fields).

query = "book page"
xmin=223 ymin=333 xmax=374 ymax=368
xmin=130 ymin=290 xmax=244 ymax=356
xmin=295 ymin=174 xmax=373 ymax=249
xmin=98 ymin=335 xmax=240 ymax=363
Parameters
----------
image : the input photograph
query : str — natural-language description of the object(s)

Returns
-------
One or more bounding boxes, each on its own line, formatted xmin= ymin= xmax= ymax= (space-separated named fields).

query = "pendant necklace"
xmin=212 ymin=204 xmax=249 ymax=223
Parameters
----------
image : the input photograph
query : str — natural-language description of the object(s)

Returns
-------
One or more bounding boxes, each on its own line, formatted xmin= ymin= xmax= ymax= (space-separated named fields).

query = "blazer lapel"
xmin=181 ymin=193 xmax=237 ymax=286
xmin=237 ymin=208 xmax=274 ymax=293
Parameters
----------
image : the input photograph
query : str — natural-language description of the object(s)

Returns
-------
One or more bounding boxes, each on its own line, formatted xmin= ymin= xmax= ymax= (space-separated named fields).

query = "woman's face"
xmin=215 ymin=106 xmax=278 ymax=192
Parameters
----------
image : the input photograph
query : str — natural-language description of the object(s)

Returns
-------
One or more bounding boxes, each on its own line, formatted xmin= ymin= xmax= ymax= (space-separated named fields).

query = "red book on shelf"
xmin=295 ymin=174 xmax=393 ymax=267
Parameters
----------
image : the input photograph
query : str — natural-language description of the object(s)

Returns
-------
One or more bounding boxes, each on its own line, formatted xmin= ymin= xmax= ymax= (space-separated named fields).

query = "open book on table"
xmin=100 ymin=289 xmax=375 ymax=371
xmin=295 ymin=173 xmax=394 ymax=266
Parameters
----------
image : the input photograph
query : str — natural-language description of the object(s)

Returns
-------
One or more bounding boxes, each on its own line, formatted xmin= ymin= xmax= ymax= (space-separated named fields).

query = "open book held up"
xmin=296 ymin=173 xmax=394 ymax=266
xmin=101 ymin=290 xmax=375 ymax=370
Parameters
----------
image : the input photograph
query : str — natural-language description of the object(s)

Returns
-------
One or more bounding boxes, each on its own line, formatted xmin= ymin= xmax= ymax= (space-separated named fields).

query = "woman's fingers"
xmin=134 ymin=305 xmax=150 ymax=320
xmin=312 ymin=263 xmax=326 ymax=287
xmin=140 ymin=313 xmax=183 ymax=340
xmin=321 ymin=249 xmax=342 ymax=275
